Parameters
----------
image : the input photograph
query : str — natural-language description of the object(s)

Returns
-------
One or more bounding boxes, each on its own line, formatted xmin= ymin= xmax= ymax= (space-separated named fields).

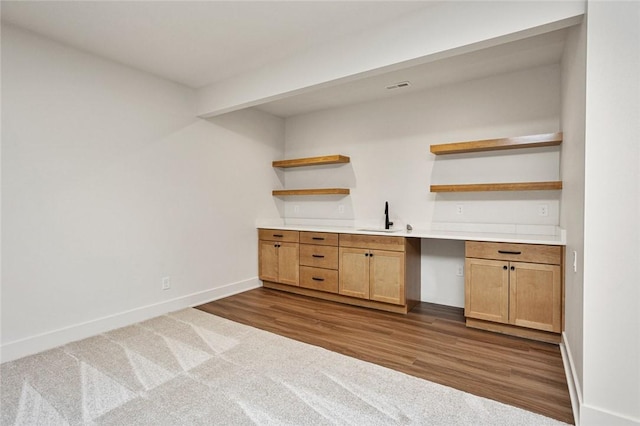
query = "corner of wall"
xmin=1 ymin=278 xmax=261 ymax=364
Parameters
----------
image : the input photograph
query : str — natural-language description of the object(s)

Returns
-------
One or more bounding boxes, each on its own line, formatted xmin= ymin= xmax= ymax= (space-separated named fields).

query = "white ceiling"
xmin=1 ymin=1 xmax=569 ymax=118
xmin=1 ymin=1 xmax=435 ymax=88
xmin=257 ymin=29 xmax=568 ymax=117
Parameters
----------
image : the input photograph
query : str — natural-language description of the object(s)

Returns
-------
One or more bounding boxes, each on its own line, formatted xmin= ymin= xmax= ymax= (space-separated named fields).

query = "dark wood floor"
xmin=196 ymin=288 xmax=573 ymax=424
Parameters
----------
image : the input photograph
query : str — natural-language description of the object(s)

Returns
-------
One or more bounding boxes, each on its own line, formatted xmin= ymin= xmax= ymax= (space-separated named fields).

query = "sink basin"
xmin=357 ymin=228 xmax=402 ymax=233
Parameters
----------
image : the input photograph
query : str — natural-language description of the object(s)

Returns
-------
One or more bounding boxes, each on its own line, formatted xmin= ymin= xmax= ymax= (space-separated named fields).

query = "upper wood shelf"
xmin=430 ymin=132 xmax=563 ymax=155
xmin=430 ymin=181 xmax=563 ymax=193
xmin=272 ymin=188 xmax=350 ymax=196
xmin=272 ymin=155 xmax=350 ymax=168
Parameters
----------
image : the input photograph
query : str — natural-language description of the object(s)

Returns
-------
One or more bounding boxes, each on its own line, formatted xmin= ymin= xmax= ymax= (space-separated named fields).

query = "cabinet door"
xmin=464 ymin=258 xmax=509 ymax=324
xmin=277 ymin=242 xmax=299 ymax=286
xmin=259 ymin=240 xmax=279 ymax=282
xmin=509 ymin=262 xmax=561 ymax=332
xmin=339 ymin=247 xmax=370 ymax=299
xmin=369 ymin=250 xmax=405 ymax=305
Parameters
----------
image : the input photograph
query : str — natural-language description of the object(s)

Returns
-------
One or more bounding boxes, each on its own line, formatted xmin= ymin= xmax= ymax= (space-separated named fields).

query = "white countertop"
xmin=257 ymin=224 xmax=566 ymax=245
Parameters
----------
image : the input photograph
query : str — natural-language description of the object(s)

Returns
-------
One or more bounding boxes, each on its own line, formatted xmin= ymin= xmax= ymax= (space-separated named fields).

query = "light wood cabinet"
xmin=259 ymin=229 xmax=420 ymax=314
xmin=339 ymin=236 xmax=409 ymax=307
xmin=298 ymin=231 xmax=339 ymax=294
xmin=369 ymin=250 xmax=406 ymax=305
xmin=338 ymin=247 xmax=370 ymax=299
xmin=464 ymin=258 xmax=510 ymax=323
xmin=464 ymin=241 xmax=563 ymax=343
xmin=339 ymin=247 xmax=406 ymax=305
xmin=258 ymin=230 xmax=299 ymax=286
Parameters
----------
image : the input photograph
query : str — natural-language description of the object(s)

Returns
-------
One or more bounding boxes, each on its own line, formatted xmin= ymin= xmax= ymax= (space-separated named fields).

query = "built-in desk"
xmin=257 ymin=224 xmax=565 ymax=343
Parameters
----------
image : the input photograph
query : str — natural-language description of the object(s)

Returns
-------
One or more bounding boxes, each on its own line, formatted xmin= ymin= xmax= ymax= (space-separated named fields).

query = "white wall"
xmin=581 ymin=2 xmax=640 ymax=424
xmin=559 ymin=20 xmax=587 ymax=421
xmin=283 ymin=65 xmax=562 ymax=307
xmin=1 ymin=25 xmax=284 ymax=361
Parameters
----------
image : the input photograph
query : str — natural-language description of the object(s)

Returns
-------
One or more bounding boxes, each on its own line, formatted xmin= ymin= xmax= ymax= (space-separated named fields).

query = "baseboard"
xmin=580 ymin=405 xmax=640 ymax=426
xmin=560 ymin=332 xmax=582 ymax=425
xmin=0 ymin=277 xmax=261 ymax=363
xmin=561 ymin=332 xmax=639 ymax=426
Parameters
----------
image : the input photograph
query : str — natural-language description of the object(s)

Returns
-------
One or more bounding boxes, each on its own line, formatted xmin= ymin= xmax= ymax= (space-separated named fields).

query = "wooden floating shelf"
xmin=430 ymin=181 xmax=563 ymax=193
xmin=272 ymin=188 xmax=350 ymax=196
xmin=430 ymin=132 xmax=563 ymax=155
xmin=272 ymin=155 xmax=350 ymax=168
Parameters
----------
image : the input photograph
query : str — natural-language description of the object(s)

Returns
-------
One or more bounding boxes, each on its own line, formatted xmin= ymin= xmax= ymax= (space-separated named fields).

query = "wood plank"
xmin=272 ymin=155 xmax=350 ymax=168
xmin=466 ymin=241 xmax=562 ymax=265
xmin=299 ymin=244 xmax=339 ymax=269
xmin=299 ymin=231 xmax=339 ymax=246
xmin=272 ymin=188 xmax=350 ymax=196
xmin=258 ymin=229 xmax=299 ymax=243
xmin=339 ymin=233 xmax=406 ymax=251
xmin=196 ymin=288 xmax=574 ymax=424
xmin=299 ymin=266 xmax=339 ymax=293
xmin=430 ymin=181 xmax=563 ymax=192
xmin=430 ymin=132 xmax=563 ymax=155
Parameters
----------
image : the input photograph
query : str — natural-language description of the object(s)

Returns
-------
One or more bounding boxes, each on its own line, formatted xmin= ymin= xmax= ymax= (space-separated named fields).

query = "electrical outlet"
xmin=293 ymin=205 xmax=300 ymax=214
xmin=456 ymin=204 xmax=464 ymax=215
xmin=338 ymin=204 xmax=345 ymax=214
xmin=456 ymin=264 xmax=464 ymax=277
xmin=162 ymin=276 xmax=171 ymax=290
xmin=538 ymin=204 xmax=549 ymax=217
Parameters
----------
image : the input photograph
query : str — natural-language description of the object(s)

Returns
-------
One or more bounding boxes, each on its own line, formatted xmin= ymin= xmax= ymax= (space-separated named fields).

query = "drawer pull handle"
xmin=273 ymin=234 xmax=284 ymax=238
xmin=312 ymin=237 xmax=325 ymax=240
xmin=498 ymin=250 xmax=521 ymax=255
xmin=312 ymin=254 xmax=325 ymax=258
xmin=312 ymin=277 xmax=325 ymax=281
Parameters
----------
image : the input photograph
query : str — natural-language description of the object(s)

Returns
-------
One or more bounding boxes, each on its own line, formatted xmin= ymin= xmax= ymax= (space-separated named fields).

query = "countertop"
xmin=257 ymin=224 xmax=566 ymax=245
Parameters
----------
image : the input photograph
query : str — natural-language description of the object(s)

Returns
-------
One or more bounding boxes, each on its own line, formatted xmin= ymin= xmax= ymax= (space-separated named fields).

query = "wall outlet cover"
xmin=162 ymin=276 xmax=171 ymax=290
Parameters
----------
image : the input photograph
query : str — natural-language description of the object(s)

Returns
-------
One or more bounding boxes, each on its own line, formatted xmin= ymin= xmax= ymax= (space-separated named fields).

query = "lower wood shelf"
xmin=430 ymin=181 xmax=562 ymax=193
xmin=272 ymin=188 xmax=350 ymax=196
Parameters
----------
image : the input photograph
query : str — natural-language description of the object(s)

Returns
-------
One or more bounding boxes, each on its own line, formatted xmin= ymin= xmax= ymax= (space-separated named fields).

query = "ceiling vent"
xmin=385 ymin=81 xmax=411 ymax=90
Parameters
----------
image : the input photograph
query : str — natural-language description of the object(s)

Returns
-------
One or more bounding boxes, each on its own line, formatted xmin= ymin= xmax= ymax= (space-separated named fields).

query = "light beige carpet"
xmin=1 ymin=308 xmax=568 ymax=425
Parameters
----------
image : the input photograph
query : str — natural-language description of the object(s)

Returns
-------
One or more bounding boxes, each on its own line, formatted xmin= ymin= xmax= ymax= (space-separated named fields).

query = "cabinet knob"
xmin=511 ymin=266 xmax=515 ymax=271
xmin=503 ymin=265 xmax=508 ymax=270
xmin=365 ymin=253 xmax=369 ymax=257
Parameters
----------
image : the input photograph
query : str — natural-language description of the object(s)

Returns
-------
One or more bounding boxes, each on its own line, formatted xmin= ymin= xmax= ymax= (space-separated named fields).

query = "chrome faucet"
xmin=385 ymin=201 xmax=394 ymax=230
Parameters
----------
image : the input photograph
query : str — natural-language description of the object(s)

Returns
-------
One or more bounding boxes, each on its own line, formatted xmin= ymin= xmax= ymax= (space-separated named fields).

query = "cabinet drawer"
xmin=339 ymin=233 xmax=405 ymax=252
xmin=300 ymin=244 xmax=339 ymax=269
xmin=465 ymin=241 xmax=562 ymax=265
xmin=258 ymin=229 xmax=299 ymax=243
xmin=300 ymin=231 xmax=339 ymax=246
xmin=300 ymin=266 xmax=338 ymax=293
